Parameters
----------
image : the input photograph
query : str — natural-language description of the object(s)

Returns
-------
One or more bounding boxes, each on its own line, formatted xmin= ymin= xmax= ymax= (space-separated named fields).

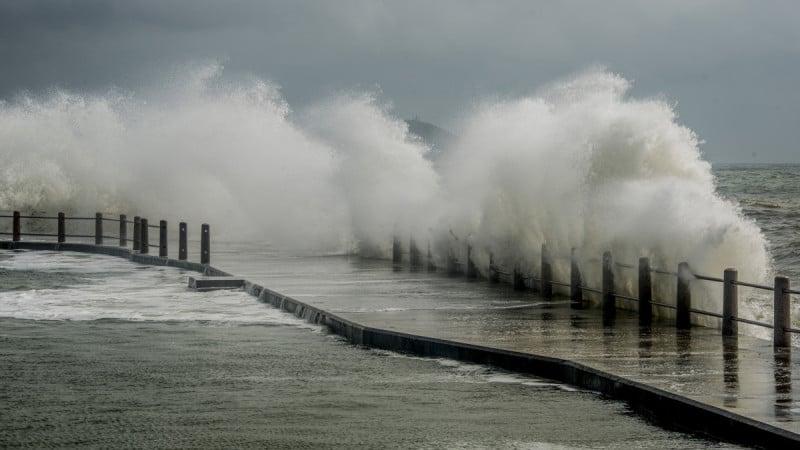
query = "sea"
xmin=4 ymin=164 xmax=796 ymax=448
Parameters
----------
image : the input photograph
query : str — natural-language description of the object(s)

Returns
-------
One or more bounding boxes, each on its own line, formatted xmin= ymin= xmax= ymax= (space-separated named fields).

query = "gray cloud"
xmin=1 ymin=0 xmax=798 ymax=162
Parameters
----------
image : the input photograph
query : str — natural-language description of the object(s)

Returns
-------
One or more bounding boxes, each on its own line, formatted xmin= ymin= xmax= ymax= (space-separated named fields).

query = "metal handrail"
xmin=732 ymin=280 xmax=774 ymax=291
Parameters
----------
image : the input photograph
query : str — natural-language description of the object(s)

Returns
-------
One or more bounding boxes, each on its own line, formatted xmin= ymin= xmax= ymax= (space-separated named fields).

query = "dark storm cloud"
xmin=1 ymin=0 xmax=799 ymax=162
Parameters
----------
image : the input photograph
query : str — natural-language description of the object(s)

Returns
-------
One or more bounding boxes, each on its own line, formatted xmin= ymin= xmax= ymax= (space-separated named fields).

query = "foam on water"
xmin=0 ymin=250 xmax=317 ymax=329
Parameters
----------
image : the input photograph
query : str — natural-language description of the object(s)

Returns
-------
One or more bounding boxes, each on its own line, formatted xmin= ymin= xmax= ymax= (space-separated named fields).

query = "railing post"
xmin=541 ymin=243 xmax=552 ymax=298
xmin=159 ymin=220 xmax=167 ymax=257
xmin=447 ymin=252 xmax=458 ymax=274
xmin=95 ymin=212 xmax=103 ymax=245
xmin=409 ymin=237 xmax=421 ymax=269
xmin=57 ymin=212 xmax=65 ymax=243
xmin=426 ymin=242 xmax=435 ymax=272
xmin=774 ymin=276 xmax=791 ymax=348
xmin=466 ymin=245 xmax=477 ymax=279
xmin=513 ymin=264 xmax=525 ymax=290
xmin=602 ymin=251 xmax=615 ymax=326
xmin=638 ymin=257 xmax=652 ymax=327
xmin=179 ymin=222 xmax=187 ymax=261
xmin=12 ymin=211 xmax=20 ymax=242
xmin=570 ymin=248 xmax=582 ymax=308
xmin=489 ymin=253 xmax=499 ymax=283
xmin=392 ymin=236 xmax=402 ymax=264
xmin=133 ymin=216 xmax=141 ymax=251
xmin=119 ymin=214 xmax=127 ymax=247
xmin=201 ymin=223 xmax=210 ymax=264
xmin=677 ymin=262 xmax=691 ymax=329
xmin=140 ymin=218 xmax=149 ymax=254
xmin=723 ymin=269 xmax=738 ymax=336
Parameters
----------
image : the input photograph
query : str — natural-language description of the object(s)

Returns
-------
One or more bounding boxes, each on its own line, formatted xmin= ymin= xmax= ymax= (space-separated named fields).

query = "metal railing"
xmin=391 ymin=236 xmax=797 ymax=348
xmin=1 ymin=211 xmax=211 ymax=265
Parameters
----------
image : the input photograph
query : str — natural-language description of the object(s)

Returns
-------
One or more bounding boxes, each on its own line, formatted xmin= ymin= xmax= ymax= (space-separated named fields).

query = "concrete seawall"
xmin=3 ymin=241 xmax=798 ymax=448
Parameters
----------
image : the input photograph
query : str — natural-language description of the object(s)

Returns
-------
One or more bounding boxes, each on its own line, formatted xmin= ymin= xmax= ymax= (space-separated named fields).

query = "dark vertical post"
xmin=489 ymin=253 xmax=499 ymax=283
xmin=466 ymin=245 xmax=477 ymax=278
xmin=119 ymin=214 xmax=127 ymax=247
xmin=638 ymin=257 xmax=652 ymax=327
xmin=57 ymin=212 xmax=65 ymax=243
xmin=602 ymin=251 xmax=615 ymax=326
xmin=159 ymin=220 xmax=167 ymax=257
xmin=409 ymin=237 xmax=421 ymax=268
xmin=447 ymin=251 xmax=458 ymax=274
xmin=392 ymin=236 xmax=402 ymax=264
xmin=774 ymin=276 xmax=791 ymax=348
xmin=570 ymin=248 xmax=582 ymax=308
xmin=513 ymin=264 xmax=525 ymax=290
xmin=541 ymin=243 xmax=552 ymax=298
xmin=426 ymin=242 xmax=435 ymax=272
xmin=95 ymin=212 xmax=103 ymax=245
xmin=12 ymin=211 xmax=20 ymax=242
xmin=723 ymin=269 xmax=738 ymax=337
xmin=201 ymin=224 xmax=210 ymax=264
xmin=140 ymin=218 xmax=149 ymax=254
xmin=677 ymin=262 xmax=691 ymax=329
xmin=179 ymin=222 xmax=187 ymax=261
xmin=133 ymin=216 xmax=141 ymax=251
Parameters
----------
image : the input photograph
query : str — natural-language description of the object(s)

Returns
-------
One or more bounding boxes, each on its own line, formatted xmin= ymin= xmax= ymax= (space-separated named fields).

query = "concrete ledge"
xmin=242 ymin=282 xmax=800 ymax=448
xmin=0 ymin=241 xmax=230 ymax=276
xmin=188 ymin=276 xmax=245 ymax=291
xmin=4 ymin=241 xmax=799 ymax=447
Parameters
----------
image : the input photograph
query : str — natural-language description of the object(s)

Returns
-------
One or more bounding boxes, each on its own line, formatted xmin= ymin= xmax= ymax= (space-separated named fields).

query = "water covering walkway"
xmin=211 ymin=243 xmax=800 ymax=447
xmin=2 ymin=239 xmax=797 ymax=447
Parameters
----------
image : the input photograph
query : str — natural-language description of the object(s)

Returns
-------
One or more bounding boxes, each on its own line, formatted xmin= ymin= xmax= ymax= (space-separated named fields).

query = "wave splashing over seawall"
xmin=0 ymin=65 xmax=770 ymax=319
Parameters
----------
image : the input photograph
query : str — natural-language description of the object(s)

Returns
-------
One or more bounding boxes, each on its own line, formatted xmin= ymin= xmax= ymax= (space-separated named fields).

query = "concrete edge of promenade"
xmin=2 ymin=240 xmax=798 ymax=448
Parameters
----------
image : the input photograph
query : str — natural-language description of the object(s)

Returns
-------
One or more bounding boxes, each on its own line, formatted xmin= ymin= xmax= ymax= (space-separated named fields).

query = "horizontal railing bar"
xmin=615 ymin=293 xmax=639 ymax=302
xmin=732 ymin=280 xmax=773 ymax=291
xmin=549 ymin=280 xmax=571 ymax=288
xmin=147 ymin=224 xmax=161 ymax=229
xmin=693 ymin=274 xmax=725 ymax=283
xmin=614 ymin=262 xmax=635 ymax=269
xmin=67 ymin=217 xmax=97 ymax=221
xmin=651 ymin=268 xmax=677 ymax=276
xmin=786 ymin=327 xmax=800 ymax=334
xmin=0 ymin=232 xmax=12 ymax=235
xmin=688 ymin=308 xmax=724 ymax=319
xmin=579 ymin=286 xmax=602 ymax=294
xmin=18 ymin=232 xmax=57 ymax=237
xmin=731 ymin=317 xmax=773 ymax=329
xmin=17 ymin=215 xmax=59 ymax=220
xmin=0 ymin=215 xmax=13 ymax=218
xmin=102 ymin=235 xmax=119 ymax=240
xmin=101 ymin=218 xmax=121 ymax=222
xmin=64 ymin=234 xmax=96 ymax=239
xmin=785 ymin=289 xmax=800 ymax=295
xmin=650 ymin=301 xmax=677 ymax=310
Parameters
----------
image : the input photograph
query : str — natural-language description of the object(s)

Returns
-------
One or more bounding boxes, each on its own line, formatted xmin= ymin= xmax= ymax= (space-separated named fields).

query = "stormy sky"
xmin=1 ymin=0 xmax=798 ymax=163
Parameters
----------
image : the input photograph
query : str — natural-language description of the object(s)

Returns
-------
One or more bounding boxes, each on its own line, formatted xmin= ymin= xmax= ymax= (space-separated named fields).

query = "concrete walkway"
xmin=210 ymin=246 xmax=800 ymax=448
xmin=4 ymin=241 xmax=798 ymax=447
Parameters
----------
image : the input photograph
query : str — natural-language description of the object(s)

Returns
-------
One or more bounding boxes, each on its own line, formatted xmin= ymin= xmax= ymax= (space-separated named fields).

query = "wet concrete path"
xmin=213 ymin=245 xmax=800 ymax=440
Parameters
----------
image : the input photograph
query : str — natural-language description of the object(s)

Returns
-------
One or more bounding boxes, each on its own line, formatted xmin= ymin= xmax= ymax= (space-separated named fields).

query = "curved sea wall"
xmin=2 ymin=240 xmax=797 ymax=448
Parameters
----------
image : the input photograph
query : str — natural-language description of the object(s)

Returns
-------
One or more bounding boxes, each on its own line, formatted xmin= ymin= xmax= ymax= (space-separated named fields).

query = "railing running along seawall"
xmin=393 ymin=236 xmax=800 ymax=348
xmin=1 ymin=211 xmax=211 ymax=265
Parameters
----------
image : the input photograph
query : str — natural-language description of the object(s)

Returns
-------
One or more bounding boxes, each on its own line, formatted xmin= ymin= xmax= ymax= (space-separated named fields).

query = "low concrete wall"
xmin=0 ymin=241 xmax=230 ymax=276
xmin=242 ymin=279 xmax=799 ymax=448
xmin=3 ymin=240 xmax=797 ymax=447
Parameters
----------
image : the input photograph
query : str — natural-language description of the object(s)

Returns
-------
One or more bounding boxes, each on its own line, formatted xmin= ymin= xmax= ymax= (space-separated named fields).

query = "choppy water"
xmin=0 ymin=250 xmax=737 ymax=448
xmin=714 ymin=164 xmax=800 ymax=280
